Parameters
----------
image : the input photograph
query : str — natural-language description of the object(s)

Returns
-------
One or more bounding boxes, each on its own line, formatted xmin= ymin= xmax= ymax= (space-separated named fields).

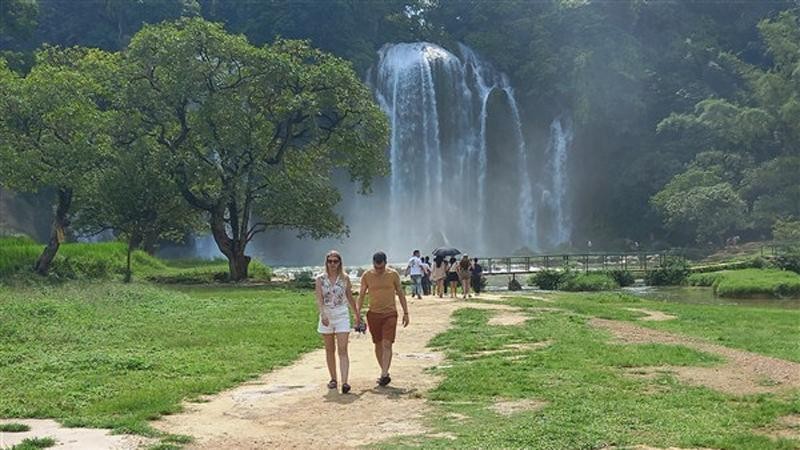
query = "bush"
xmin=561 ymin=273 xmax=619 ymax=291
xmin=292 ymin=270 xmax=315 ymax=289
xmin=645 ymin=257 xmax=690 ymax=286
xmin=774 ymin=251 xmax=800 ymax=274
xmin=607 ymin=269 xmax=635 ymax=287
xmin=529 ymin=269 xmax=563 ymax=290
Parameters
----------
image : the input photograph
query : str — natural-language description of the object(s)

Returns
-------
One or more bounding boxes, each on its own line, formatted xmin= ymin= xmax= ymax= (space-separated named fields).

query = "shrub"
xmin=607 ymin=269 xmax=635 ymax=287
xmin=508 ymin=277 xmax=522 ymax=291
xmin=774 ymin=251 xmax=800 ymax=274
xmin=293 ymin=270 xmax=315 ymax=289
xmin=645 ymin=257 xmax=690 ymax=286
xmin=561 ymin=273 xmax=619 ymax=291
xmin=687 ymin=271 xmax=726 ymax=287
xmin=529 ymin=269 xmax=563 ymax=290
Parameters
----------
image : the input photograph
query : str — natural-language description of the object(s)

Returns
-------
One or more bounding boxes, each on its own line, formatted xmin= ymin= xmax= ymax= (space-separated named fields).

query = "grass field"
xmin=688 ymin=268 xmax=800 ymax=298
xmin=396 ymin=292 xmax=800 ymax=449
xmin=0 ymin=282 xmax=318 ymax=440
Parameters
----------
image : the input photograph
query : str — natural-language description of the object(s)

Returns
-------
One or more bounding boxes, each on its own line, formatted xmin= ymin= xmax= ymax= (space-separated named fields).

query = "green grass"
xmin=0 ymin=282 xmax=319 ymax=435
xmin=10 ymin=437 xmax=56 ymax=449
xmin=688 ymin=269 xmax=800 ymax=298
xmin=0 ymin=238 xmax=271 ymax=283
xmin=402 ymin=295 xmax=800 ymax=449
xmin=0 ymin=422 xmax=31 ymax=432
xmin=560 ymin=272 xmax=619 ymax=291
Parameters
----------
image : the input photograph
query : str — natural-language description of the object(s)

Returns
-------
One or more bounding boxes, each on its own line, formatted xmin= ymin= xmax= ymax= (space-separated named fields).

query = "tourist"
xmin=406 ymin=249 xmax=424 ymax=299
xmin=357 ymin=251 xmax=410 ymax=387
xmin=446 ymin=256 xmax=459 ymax=298
xmin=315 ymin=250 xmax=359 ymax=394
xmin=431 ymin=256 xmax=447 ymax=298
xmin=421 ymin=256 xmax=432 ymax=296
xmin=457 ymin=255 xmax=472 ymax=299
xmin=471 ymin=257 xmax=483 ymax=294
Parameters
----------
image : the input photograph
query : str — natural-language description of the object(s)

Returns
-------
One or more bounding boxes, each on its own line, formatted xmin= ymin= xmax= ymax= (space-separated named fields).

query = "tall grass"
xmin=688 ymin=268 xmax=800 ymax=298
xmin=0 ymin=237 xmax=271 ymax=282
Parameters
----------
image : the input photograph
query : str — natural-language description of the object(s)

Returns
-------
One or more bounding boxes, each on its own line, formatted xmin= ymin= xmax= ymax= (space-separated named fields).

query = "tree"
xmin=75 ymin=138 xmax=203 ymax=282
xmin=0 ymin=47 xmax=117 ymax=275
xmin=123 ymin=18 xmax=389 ymax=280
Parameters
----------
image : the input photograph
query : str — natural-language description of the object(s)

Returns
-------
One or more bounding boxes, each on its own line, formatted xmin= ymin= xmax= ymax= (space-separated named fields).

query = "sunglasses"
xmin=326 ymin=259 xmax=340 ymax=264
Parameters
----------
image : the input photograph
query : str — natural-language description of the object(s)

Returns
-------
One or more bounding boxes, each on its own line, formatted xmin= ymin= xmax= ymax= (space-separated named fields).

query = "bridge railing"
xmin=476 ymin=251 xmax=683 ymax=275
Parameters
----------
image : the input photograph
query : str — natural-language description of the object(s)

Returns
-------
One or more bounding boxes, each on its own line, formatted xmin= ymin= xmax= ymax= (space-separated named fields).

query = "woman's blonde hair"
xmin=459 ymin=255 xmax=470 ymax=270
xmin=325 ymin=250 xmax=345 ymax=279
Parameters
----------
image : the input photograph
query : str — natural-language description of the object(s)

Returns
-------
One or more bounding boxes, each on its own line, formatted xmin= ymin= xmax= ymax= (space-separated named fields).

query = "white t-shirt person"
xmin=407 ymin=255 xmax=423 ymax=276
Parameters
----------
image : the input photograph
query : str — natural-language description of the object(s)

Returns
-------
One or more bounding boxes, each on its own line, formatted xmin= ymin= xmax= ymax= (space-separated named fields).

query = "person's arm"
xmin=356 ymin=274 xmax=368 ymax=313
xmin=346 ymin=278 xmax=360 ymax=326
xmin=394 ymin=272 xmax=410 ymax=327
xmin=315 ymin=277 xmax=329 ymax=326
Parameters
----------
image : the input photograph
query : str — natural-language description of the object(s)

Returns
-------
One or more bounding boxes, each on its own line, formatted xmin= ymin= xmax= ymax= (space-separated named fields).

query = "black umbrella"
xmin=432 ymin=247 xmax=461 ymax=257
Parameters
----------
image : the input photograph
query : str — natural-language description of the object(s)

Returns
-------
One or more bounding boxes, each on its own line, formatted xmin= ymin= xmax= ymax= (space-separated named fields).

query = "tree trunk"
xmin=209 ymin=209 xmax=251 ymax=282
xmin=34 ymin=188 xmax=72 ymax=276
xmin=228 ymin=252 xmax=251 ymax=282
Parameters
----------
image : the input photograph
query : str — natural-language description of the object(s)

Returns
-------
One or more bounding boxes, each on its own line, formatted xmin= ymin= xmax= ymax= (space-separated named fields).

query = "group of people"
xmin=405 ymin=250 xmax=484 ymax=299
xmin=313 ymin=249 xmax=483 ymax=395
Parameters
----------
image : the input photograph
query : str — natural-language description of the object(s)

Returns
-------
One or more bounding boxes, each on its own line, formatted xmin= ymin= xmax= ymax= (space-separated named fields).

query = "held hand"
xmin=402 ymin=312 xmax=409 ymax=327
xmin=321 ymin=315 xmax=330 ymax=327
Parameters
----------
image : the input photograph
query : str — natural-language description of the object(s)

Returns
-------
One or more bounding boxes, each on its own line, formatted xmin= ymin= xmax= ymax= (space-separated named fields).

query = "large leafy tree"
xmin=0 ymin=47 xmax=117 ymax=274
xmin=75 ymin=137 xmax=203 ymax=282
xmin=653 ymin=11 xmax=800 ymax=244
xmin=123 ymin=18 xmax=389 ymax=280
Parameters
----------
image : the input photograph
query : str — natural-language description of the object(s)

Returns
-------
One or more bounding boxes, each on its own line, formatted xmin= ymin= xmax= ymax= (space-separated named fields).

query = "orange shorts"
xmin=366 ymin=310 xmax=398 ymax=343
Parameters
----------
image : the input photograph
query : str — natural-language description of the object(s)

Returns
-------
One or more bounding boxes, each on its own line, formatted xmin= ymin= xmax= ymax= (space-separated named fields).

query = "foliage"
xmin=644 ymin=257 xmax=690 ymax=286
xmin=292 ymin=271 xmax=315 ymax=289
xmin=606 ymin=269 xmax=635 ymax=287
xmin=772 ymin=218 xmax=800 ymax=242
xmin=0 ymin=282 xmax=317 ymax=435
xmin=560 ymin=272 xmax=619 ymax=291
xmin=122 ymin=18 xmax=389 ymax=280
xmin=11 ymin=437 xmax=56 ymax=450
xmin=528 ymin=269 xmax=564 ymax=290
xmin=774 ymin=251 xmax=800 ymax=275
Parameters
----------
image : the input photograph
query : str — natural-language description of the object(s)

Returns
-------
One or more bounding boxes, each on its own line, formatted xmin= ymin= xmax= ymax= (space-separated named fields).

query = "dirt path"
xmin=153 ymin=294 xmax=518 ymax=449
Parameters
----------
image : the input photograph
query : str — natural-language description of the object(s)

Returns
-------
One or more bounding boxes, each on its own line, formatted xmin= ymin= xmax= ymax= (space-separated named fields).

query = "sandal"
xmin=377 ymin=375 xmax=391 ymax=387
xmin=327 ymin=379 xmax=337 ymax=389
xmin=341 ymin=383 xmax=351 ymax=394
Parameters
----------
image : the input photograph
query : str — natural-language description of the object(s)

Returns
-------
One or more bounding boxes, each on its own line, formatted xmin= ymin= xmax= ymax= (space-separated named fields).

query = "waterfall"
xmin=368 ymin=42 xmax=537 ymax=256
xmin=542 ymin=117 xmax=573 ymax=246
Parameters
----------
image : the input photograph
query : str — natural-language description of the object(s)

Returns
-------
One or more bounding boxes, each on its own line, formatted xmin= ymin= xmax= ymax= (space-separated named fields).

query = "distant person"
xmin=431 ymin=255 xmax=447 ymax=298
xmin=406 ymin=249 xmax=424 ymax=300
xmin=358 ymin=251 xmax=410 ymax=387
xmin=446 ymin=256 xmax=459 ymax=298
xmin=470 ymin=257 xmax=483 ymax=294
xmin=421 ymin=256 xmax=432 ymax=296
xmin=315 ymin=250 xmax=359 ymax=394
xmin=457 ymin=255 xmax=472 ymax=299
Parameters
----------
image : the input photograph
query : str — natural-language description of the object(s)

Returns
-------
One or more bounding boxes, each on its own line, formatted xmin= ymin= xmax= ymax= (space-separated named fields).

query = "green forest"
xmin=2 ymin=0 xmax=800 ymax=269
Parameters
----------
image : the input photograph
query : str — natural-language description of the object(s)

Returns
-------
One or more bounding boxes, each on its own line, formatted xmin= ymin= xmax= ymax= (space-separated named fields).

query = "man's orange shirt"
xmin=361 ymin=268 xmax=402 ymax=314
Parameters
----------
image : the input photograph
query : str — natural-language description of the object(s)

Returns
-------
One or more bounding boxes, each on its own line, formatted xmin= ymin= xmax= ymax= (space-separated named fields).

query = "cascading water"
xmin=368 ymin=42 xmax=538 ymax=257
xmin=541 ymin=117 xmax=573 ymax=246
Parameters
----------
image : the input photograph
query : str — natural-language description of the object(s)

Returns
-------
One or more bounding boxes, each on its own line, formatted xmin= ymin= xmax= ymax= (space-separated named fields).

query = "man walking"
xmin=406 ymin=249 xmax=424 ymax=299
xmin=358 ymin=251 xmax=410 ymax=386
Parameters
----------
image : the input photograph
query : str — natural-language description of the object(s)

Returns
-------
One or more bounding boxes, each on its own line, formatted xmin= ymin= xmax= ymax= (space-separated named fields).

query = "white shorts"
xmin=318 ymin=314 xmax=351 ymax=334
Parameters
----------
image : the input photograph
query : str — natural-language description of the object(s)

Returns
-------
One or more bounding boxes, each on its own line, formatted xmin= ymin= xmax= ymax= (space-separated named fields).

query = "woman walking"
xmin=457 ymin=255 xmax=472 ymax=299
xmin=431 ymin=256 xmax=447 ymax=298
xmin=315 ymin=250 xmax=359 ymax=394
xmin=446 ymin=256 xmax=459 ymax=298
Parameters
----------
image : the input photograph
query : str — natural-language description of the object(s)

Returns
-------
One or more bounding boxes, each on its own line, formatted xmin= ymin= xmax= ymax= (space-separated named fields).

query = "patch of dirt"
xmin=756 ymin=414 xmax=800 ymax=440
xmin=152 ymin=296 xmax=502 ymax=449
xmin=487 ymin=310 xmax=528 ymax=326
xmin=0 ymin=419 xmax=155 ymax=450
xmin=592 ymin=318 xmax=800 ymax=395
xmin=468 ymin=340 xmax=553 ymax=358
xmin=625 ymin=308 xmax=677 ymax=321
xmin=489 ymin=399 xmax=547 ymax=416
